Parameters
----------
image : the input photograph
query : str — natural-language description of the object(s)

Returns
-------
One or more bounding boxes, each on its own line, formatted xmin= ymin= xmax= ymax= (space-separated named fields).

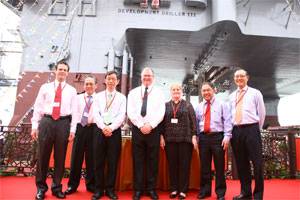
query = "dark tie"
xmin=81 ymin=96 xmax=93 ymax=126
xmin=141 ymin=87 xmax=148 ymax=117
xmin=51 ymin=83 xmax=62 ymax=120
xmin=204 ymin=100 xmax=211 ymax=133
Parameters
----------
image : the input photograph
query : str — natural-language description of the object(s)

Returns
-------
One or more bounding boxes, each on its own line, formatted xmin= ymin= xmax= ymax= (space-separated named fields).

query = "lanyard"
xmin=171 ymin=100 xmax=181 ymax=118
xmin=105 ymin=91 xmax=116 ymax=112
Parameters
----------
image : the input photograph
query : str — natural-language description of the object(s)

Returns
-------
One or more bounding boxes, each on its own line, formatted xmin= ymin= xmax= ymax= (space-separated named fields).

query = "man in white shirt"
xmin=31 ymin=61 xmax=77 ymax=200
xmin=127 ymin=67 xmax=165 ymax=200
xmin=64 ymin=75 xmax=97 ymax=195
xmin=230 ymin=69 xmax=266 ymax=200
xmin=92 ymin=71 xmax=126 ymax=200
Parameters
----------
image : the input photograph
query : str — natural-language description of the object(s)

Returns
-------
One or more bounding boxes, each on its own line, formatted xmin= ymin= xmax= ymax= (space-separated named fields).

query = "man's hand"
xmin=31 ymin=129 xmax=38 ymax=140
xmin=160 ymin=135 xmax=165 ymax=149
xmin=140 ymin=123 xmax=152 ymax=134
xmin=192 ymin=135 xmax=198 ymax=150
xmin=68 ymin=132 xmax=75 ymax=142
xmin=103 ymin=126 xmax=113 ymax=137
xmin=221 ymin=136 xmax=230 ymax=150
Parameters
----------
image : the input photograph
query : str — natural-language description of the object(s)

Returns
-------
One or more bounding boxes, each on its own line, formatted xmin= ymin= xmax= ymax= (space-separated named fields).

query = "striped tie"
xmin=81 ymin=96 xmax=92 ymax=126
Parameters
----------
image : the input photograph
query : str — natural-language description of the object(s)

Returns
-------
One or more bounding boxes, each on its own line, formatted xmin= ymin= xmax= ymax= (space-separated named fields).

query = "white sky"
xmin=0 ymin=2 xmax=299 ymax=126
xmin=0 ymin=3 xmax=22 ymax=126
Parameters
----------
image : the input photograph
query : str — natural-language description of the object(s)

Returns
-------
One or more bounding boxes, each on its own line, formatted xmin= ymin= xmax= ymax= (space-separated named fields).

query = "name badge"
xmin=83 ymin=112 xmax=89 ymax=117
xmin=53 ymin=102 xmax=60 ymax=107
xmin=103 ymin=112 xmax=112 ymax=125
xmin=171 ymin=118 xmax=178 ymax=124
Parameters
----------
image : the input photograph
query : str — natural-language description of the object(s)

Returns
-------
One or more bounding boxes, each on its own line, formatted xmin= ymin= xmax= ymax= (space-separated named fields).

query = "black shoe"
xmin=197 ymin=193 xmax=211 ymax=199
xmin=217 ymin=196 xmax=225 ymax=200
xmin=106 ymin=190 xmax=118 ymax=199
xmin=87 ymin=187 xmax=95 ymax=193
xmin=64 ymin=187 xmax=77 ymax=195
xmin=147 ymin=190 xmax=159 ymax=200
xmin=233 ymin=194 xmax=252 ymax=200
xmin=169 ymin=191 xmax=178 ymax=199
xmin=52 ymin=191 xmax=66 ymax=199
xmin=133 ymin=191 xmax=143 ymax=200
xmin=35 ymin=191 xmax=45 ymax=200
xmin=92 ymin=191 xmax=104 ymax=200
xmin=178 ymin=193 xmax=186 ymax=200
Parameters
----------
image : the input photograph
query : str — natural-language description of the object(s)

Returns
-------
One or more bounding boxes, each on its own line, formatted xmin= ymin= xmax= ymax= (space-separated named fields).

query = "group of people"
xmin=31 ymin=61 xmax=266 ymax=200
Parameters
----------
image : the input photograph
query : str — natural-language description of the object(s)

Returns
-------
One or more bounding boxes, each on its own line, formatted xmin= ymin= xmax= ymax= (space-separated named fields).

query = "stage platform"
xmin=0 ymin=177 xmax=299 ymax=199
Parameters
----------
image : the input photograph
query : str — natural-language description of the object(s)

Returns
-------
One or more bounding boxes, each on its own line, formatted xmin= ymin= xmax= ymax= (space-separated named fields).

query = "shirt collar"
xmin=237 ymin=85 xmax=248 ymax=93
xmin=142 ymin=83 xmax=153 ymax=91
xmin=54 ymin=80 xmax=66 ymax=88
xmin=85 ymin=92 xmax=95 ymax=98
xmin=204 ymin=96 xmax=215 ymax=104
xmin=106 ymin=89 xmax=116 ymax=96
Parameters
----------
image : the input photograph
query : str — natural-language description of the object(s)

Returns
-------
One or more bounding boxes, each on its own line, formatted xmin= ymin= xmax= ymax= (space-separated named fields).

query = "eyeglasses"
xmin=234 ymin=74 xmax=246 ymax=78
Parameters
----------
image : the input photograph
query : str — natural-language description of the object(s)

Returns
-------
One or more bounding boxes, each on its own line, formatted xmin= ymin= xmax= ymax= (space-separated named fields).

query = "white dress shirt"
xmin=127 ymin=84 xmax=165 ymax=129
xmin=75 ymin=92 xmax=96 ymax=125
xmin=31 ymin=80 xmax=78 ymax=133
xmin=229 ymin=86 xmax=266 ymax=129
xmin=93 ymin=90 xmax=127 ymax=131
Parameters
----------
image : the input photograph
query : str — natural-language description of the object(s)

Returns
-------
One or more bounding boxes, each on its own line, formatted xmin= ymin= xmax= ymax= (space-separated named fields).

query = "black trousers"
xmin=0 ymin=138 xmax=4 ymax=165
xmin=93 ymin=127 xmax=122 ymax=193
xmin=231 ymin=123 xmax=264 ymax=199
xmin=131 ymin=125 xmax=160 ymax=191
xmin=67 ymin=124 xmax=95 ymax=190
xmin=165 ymin=142 xmax=193 ymax=193
xmin=36 ymin=116 xmax=70 ymax=193
xmin=198 ymin=132 xmax=226 ymax=197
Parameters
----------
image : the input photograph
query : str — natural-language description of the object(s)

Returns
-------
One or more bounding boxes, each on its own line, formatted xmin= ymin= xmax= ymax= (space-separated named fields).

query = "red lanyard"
xmin=171 ymin=100 xmax=181 ymax=118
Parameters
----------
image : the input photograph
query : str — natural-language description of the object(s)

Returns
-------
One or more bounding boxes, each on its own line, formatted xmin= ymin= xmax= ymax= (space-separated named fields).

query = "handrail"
xmin=0 ymin=125 xmax=299 ymax=178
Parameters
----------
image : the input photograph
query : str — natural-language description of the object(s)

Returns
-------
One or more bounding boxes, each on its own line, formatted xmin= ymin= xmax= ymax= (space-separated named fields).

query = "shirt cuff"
xmin=70 ymin=126 xmax=76 ymax=133
xmin=32 ymin=123 xmax=38 ymax=130
xmin=223 ymin=135 xmax=231 ymax=140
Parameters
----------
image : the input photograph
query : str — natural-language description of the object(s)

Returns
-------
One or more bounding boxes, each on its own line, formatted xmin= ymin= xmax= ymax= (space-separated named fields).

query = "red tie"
xmin=204 ymin=101 xmax=211 ymax=133
xmin=52 ymin=83 xmax=62 ymax=120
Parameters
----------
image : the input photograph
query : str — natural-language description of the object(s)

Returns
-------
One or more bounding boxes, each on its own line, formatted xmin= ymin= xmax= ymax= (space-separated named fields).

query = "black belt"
xmin=234 ymin=123 xmax=258 ymax=128
xmin=79 ymin=123 xmax=96 ymax=127
xmin=44 ymin=114 xmax=71 ymax=120
xmin=200 ymin=131 xmax=223 ymax=135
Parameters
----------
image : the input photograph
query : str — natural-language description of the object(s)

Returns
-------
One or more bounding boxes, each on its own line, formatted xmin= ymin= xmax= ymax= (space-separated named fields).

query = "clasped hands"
xmin=140 ymin=123 xmax=152 ymax=134
xmin=102 ymin=126 xmax=113 ymax=137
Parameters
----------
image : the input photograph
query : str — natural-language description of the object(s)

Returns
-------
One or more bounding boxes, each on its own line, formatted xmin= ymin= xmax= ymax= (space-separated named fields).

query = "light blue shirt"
xmin=229 ymin=86 xmax=266 ymax=129
xmin=195 ymin=97 xmax=232 ymax=138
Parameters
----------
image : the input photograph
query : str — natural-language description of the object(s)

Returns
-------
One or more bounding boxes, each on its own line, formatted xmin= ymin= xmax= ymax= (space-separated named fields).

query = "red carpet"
xmin=0 ymin=177 xmax=299 ymax=199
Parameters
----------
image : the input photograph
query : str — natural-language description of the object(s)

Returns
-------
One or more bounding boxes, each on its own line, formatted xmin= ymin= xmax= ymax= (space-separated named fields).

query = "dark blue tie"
xmin=141 ymin=87 xmax=148 ymax=117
